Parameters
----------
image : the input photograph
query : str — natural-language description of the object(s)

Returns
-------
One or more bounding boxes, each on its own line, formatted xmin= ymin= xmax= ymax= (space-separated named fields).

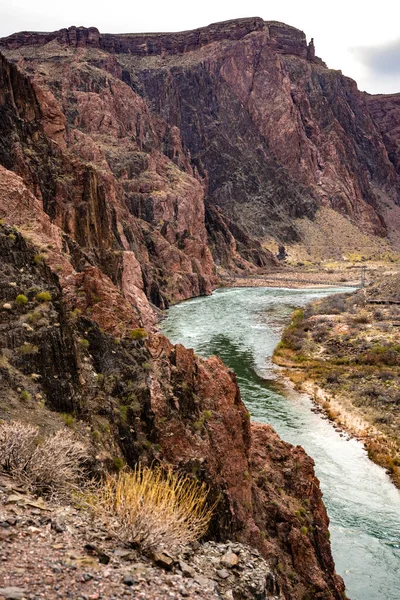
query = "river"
xmin=161 ymin=286 xmax=400 ymax=600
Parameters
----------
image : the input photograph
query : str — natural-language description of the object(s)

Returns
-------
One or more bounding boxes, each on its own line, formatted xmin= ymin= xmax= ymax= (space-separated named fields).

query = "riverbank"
xmin=219 ymin=259 xmax=400 ymax=291
xmin=273 ymin=291 xmax=400 ymax=488
xmin=220 ymin=269 xmax=360 ymax=290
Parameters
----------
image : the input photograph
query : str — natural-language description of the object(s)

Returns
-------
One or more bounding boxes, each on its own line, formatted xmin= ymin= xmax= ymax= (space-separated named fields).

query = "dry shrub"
xmin=352 ymin=310 xmax=371 ymax=325
xmin=86 ymin=465 xmax=216 ymax=552
xmin=0 ymin=420 xmax=86 ymax=499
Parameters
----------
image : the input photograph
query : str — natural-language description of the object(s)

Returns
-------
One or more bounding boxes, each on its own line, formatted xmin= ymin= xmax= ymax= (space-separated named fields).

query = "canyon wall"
xmin=2 ymin=18 xmax=400 ymax=257
xmin=368 ymin=92 xmax=400 ymax=176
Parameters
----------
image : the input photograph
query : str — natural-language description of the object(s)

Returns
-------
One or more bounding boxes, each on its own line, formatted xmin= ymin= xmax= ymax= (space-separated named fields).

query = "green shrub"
xmin=61 ymin=413 xmax=75 ymax=428
xmin=193 ymin=410 xmax=213 ymax=433
xmin=129 ymin=328 xmax=148 ymax=341
xmin=18 ymin=343 xmax=39 ymax=355
xmin=15 ymin=294 xmax=28 ymax=306
xmin=78 ymin=338 xmax=90 ymax=350
xmin=36 ymin=291 xmax=52 ymax=302
xmin=26 ymin=311 xmax=42 ymax=324
xmin=119 ymin=405 xmax=129 ymax=422
xmin=113 ymin=457 xmax=124 ymax=472
xmin=70 ymin=308 xmax=82 ymax=321
xmin=34 ymin=254 xmax=46 ymax=265
xmin=92 ymin=430 xmax=101 ymax=442
xmin=20 ymin=390 xmax=31 ymax=401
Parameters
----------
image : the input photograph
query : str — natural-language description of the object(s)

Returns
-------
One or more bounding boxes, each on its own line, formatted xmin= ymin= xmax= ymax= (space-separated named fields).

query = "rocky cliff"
xmin=368 ymin=92 xmax=400 ymax=177
xmin=0 ymin=216 xmax=345 ymax=598
xmin=2 ymin=18 xmax=400 ymax=257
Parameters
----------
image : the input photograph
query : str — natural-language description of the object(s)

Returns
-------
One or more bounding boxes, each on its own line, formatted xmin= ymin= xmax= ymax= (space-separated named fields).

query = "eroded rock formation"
xmin=2 ymin=18 xmax=400 ymax=258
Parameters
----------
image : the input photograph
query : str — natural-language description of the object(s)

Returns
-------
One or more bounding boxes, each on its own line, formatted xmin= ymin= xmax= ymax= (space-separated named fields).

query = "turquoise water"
xmin=161 ymin=286 xmax=400 ymax=600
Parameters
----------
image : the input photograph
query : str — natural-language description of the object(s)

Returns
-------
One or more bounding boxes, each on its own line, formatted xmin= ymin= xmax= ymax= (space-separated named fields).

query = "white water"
xmin=161 ymin=286 xmax=400 ymax=600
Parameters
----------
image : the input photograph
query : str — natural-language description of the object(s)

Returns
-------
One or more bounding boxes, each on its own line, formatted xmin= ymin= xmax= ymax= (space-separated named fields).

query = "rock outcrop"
xmin=367 ymin=92 xmax=400 ymax=176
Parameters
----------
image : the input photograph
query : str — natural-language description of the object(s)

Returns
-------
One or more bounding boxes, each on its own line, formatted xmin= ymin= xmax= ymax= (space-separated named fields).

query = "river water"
xmin=161 ymin=286 xmax=400 ymax=600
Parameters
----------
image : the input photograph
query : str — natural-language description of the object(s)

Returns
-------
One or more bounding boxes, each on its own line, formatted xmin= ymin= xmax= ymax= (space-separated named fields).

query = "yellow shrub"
xmin=86 ymin=464 xmax=216 ymax=552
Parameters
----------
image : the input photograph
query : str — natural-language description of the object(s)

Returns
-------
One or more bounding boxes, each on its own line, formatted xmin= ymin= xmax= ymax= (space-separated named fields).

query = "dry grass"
xmin=0 ymin=421 xmax=87 ymax=499
xmin=85 ymin=465 xmax=216 ymax=552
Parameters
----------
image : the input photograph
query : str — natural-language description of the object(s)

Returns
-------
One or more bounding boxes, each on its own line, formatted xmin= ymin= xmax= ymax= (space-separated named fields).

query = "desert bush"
xmin=61 ymin=413 xmax=75 ymax=428
xmin=78 ymin=338 xmax=90 ymax=350
xmin=26 ymin=311 xmax=42 ymax=324
xmin=0 ymin=421 xmax=86 ymax=499
xmin=308 ymin=294 xmax=348 ymax=316
xmin=18 ymin=343 xmax=39 ymax=355
xmin=129 ymin=328 xmax=148 ymax=341
xmin=85 ymin=464 xmax=216 ymax=552
xmin=352 ymin=310 xmax=371 ymax=325
xmin=15 ymin=294 xmax=28 ymax=306
xmin=36 ymin=291 xmax=52 ymax=302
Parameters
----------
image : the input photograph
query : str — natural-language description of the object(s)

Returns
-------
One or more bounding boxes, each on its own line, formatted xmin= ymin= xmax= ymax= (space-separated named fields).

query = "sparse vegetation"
xmin=0 ymin=421 xmax=86 ymax=498
xmin=18 ymin=343 xmax=39 ymax=355
xmin=26 ymin=311 xmax=42 ymax=324
xmin=78 ymin=338 xmax=90 ymax=350
xmin=36 ymin=291 xmax=52 ymax=302
xmin=274 ymin=289 xmax=400 ymax=487
xmin=34 ymin=253 xmax=46 ymax=265
xmin=61 ymin=413 xmax=75 ymax=428
xmin=193 ymin=409 xmax=213 ymax=433
xmin=85 ymin=465 xmax=216 ymax=552
xmin=70 ymin=308 xmax=82 ymax=321
xmin=15 ymin=294 xmax=28 ymax=306
xmin=129 ymin=328 xmax=148 ymax=341
xmin=112 ymin=457 xmax=124 ymax=472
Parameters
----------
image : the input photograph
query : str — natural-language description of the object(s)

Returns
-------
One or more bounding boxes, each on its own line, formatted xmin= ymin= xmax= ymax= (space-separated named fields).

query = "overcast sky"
xmin=1 ymin=0 xmax=399 ymax=94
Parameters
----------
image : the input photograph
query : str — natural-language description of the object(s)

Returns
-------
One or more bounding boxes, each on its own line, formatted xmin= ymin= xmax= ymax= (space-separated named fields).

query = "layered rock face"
xmin=0 ymin=49 xmax=220 ymax=318
xmin=368 ymin=93 xmax=400 ymax=176
xmin=2 ymin=18 xmax=399 ymax=257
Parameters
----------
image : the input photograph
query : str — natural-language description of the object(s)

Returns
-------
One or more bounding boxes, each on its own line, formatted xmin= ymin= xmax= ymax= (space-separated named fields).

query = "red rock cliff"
xmin=2 ymin=18 xmax=399 ymax=256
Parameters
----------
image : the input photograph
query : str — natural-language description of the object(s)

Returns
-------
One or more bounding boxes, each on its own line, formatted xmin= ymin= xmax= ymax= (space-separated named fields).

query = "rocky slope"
xmin=0 ymin=473 xmax=283 ymax=600
xmin=0 ymin=218 xmax=345 ymax=598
